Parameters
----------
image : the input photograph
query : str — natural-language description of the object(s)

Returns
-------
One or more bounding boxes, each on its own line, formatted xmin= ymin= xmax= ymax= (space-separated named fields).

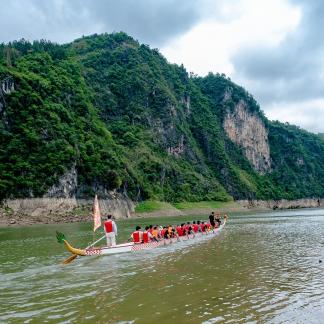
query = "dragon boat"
xmin=57 ymin=220 xmax=226 ymax=260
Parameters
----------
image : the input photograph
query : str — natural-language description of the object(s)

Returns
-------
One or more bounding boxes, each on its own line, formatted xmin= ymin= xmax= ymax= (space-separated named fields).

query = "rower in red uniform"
xmin=200 ymin=221 xmax=206 ymax=232
xmin=192 ymin=221 xmax=199 ymax=233
xmin=181 ymin=223 xmax=187 ymax=235
xmin=185 ymin=222 xmax=191 ymax=232
xmin=160 ymin=226 xmax=169 ymax=239
xmin=104 ymin=215 xmax=118 ymax=247
xmin=206 ymin=222 xmax=211 ymax=231
xmin=131 ymin=226 xmax=143 ymax=243
xmin=176 ymin=225 xmax=183 ymax=236
xmin=143 ymin=226 xmax=154 ymax=243
xmin=197 ymin=220 xmax=201 ymax=232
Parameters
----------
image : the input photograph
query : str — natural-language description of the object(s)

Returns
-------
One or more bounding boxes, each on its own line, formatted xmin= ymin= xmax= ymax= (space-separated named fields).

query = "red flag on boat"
xmin=93 ymin=194 xmax=101 ymax=232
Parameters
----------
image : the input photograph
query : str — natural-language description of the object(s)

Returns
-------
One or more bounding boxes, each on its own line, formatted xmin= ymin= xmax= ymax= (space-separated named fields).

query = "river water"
xmin=1 ymin=209 xmax=324 ymax=323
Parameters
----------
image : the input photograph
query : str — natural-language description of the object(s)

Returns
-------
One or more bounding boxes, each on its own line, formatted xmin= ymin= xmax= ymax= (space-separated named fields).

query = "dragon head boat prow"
xmin=56 ymin=231 xmax=86 ymax=256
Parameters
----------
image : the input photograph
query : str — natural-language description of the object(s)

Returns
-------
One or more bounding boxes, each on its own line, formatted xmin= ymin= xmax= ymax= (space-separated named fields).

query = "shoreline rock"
xmin=0 ymin=197 xmax=323 ymax=227
xmin=0 ymin=195 xmax=135 ymax=227
xmin=236 ymin=198 xmax=323 ymax=210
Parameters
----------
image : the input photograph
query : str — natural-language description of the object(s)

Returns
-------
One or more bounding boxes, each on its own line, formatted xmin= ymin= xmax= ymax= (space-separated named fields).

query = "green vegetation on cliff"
xmin=0 ymin=33 xmax=323 ymax=202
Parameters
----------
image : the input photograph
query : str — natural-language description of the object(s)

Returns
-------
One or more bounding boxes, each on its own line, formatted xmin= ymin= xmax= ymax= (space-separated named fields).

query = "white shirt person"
xmin=103 ymin=215 xmax=118 ymax=247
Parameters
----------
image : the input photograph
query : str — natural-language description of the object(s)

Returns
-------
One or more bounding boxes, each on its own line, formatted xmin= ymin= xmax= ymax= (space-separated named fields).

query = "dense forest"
xmin=0 ymin=33 xmax=323 ymax=202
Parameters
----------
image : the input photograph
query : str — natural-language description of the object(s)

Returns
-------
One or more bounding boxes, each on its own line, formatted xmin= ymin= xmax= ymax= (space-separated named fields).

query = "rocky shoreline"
xmin=0 ymin=197 xmax=135 ymax=227
xmin=0 ymin=197 xmax=323 ymax=227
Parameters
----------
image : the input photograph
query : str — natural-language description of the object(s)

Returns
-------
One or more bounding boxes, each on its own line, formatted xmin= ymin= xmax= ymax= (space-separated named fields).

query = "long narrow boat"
xmin=57 ymin=220 xmax=226 ymax=258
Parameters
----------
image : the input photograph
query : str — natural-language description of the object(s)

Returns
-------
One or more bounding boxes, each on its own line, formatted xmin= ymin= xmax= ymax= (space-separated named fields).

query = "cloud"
xmin=0 ymin=0 xmax=98 ymax=44
xmin=86 ymin=0 xmax=203 ymax=46
xmin=161 ymin=0 xmax=324 ymax=132
xmin=0 ymin=0 xmax=323 ymax=132
xmin=231 ymin=0 xmax=324 ymax=132
xmin=162 ymin=0 xmax=300 ymax=74
xmin=266 ymin=99 xmax=324 ymax=133
xmin=0 ymin=0 xmax=205 ymax=46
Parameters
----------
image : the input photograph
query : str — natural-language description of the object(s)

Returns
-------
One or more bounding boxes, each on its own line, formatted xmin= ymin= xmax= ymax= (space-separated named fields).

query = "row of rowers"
xmin=130 ymin=219 xmax=225 ymax=244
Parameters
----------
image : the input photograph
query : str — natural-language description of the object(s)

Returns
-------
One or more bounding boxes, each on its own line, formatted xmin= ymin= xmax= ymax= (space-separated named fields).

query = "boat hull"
xmin=79 ymin=222 xmax=225 ymax=257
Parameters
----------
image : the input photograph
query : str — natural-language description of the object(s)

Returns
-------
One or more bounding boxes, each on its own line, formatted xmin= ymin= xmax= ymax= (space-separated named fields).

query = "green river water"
xmin=1 ymin=208 xmax=324 ymax=323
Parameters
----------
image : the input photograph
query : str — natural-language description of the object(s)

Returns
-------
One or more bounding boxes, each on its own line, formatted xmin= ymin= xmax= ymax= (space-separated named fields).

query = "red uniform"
xmin=142 ymin=231 xmax=150 ymax=243
xmin=193 ymin=224 xmax=199 ymax=233
xmin=132 ymin=231 xmax=141 ymax=243
xmin=104 ymin=220 xmax=113 ymax=233
xmin=200 ymin=223 xmax=206 ymax=232
xmin=176 ymin=226 xmax=183 ymax=236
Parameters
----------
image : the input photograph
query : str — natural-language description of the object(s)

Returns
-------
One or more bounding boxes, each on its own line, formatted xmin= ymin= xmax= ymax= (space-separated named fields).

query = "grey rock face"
xmin=237 ymin=198 xmax=322 ymax=209
xmin=45 ymin=165 xmax=78 ymax=198
xmin=0 ymin=76 xmax=15 ymax=113
xmin=3 ymin=196 xmax=135 ymax=219
xmin=223 ymin=100 xmax=271 ymax=174
xmin=1 ymin=77 xmax=15 ymax=95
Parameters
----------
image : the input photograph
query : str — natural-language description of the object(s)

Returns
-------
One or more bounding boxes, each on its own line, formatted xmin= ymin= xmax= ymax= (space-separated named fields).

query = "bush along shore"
xmin=0 ymin=198 xmax=323 ymax=227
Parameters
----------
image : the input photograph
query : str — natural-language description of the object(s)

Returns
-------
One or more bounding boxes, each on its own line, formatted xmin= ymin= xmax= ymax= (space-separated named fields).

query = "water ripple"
xmin=1 ymin=209 xmax=324 ymax=322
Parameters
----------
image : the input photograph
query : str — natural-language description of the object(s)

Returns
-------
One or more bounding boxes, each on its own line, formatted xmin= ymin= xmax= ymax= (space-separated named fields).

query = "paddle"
xmin=86 ymin=234 xmax=106 ymax=249
xmin=62 ymin=254 xmax=77 ymax=264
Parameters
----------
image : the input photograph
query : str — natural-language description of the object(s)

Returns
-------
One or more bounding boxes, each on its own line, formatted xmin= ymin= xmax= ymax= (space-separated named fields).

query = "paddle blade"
xmin=62 ymin=254 xmax=77 ymax=265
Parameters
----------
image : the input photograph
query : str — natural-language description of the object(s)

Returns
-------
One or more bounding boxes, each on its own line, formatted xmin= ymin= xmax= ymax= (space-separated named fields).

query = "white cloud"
xmin=161 ymin=0 xmax=301 ymax=75
xmin=160 ymin=0 xmax=324 ymax=133
xmin=266 ymin=99 xmax=324 ymax=133
xmin=1 ymin=0 xmax=322 ymax=133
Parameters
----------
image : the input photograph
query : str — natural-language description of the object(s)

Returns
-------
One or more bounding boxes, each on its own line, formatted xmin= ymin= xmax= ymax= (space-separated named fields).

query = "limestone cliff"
xmin=0 ymin=76 xmax=15 ymax=113
xmin=223 ymin=100 xmax=271 ymax=174
xmin=45 ymin=165 xmax=78 ymax=198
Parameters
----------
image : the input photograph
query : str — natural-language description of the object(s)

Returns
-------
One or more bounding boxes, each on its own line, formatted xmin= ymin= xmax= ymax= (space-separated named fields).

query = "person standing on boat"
xmin=215 ymin=213 xmax=221 ymax=227
xmin=209 ymin=212 xmax=216 ymax=228
xmin=104 ymin=215 xmax=118 ymax=247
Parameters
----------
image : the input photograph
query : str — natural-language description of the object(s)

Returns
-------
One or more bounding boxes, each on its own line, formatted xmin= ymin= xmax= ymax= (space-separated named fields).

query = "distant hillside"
xmin=0 ymin=33 xmax=323 ymax=202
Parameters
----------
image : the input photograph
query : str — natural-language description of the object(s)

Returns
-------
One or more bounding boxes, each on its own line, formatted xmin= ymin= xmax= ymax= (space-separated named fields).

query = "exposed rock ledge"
xmin=237 ymin=198 xmax=323 ymax=210
xmin=1 ymin=198 xmax=323 ymax=227
xmin=0 ymin=196 xmax=135 ymax=226
xmin=223 ymin=100 xmax=271 ymax=174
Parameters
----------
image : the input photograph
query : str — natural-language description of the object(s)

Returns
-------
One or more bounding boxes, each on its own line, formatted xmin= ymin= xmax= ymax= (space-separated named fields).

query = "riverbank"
xmin=0 ymin=197 xmax=323 ymax=227
xmin=0 ymin=197 xmax=135 ymax=227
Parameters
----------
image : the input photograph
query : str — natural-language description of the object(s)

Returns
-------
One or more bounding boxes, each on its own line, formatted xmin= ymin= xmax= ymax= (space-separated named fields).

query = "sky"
xmin=0 ymin=0 xmax=323 ymax=133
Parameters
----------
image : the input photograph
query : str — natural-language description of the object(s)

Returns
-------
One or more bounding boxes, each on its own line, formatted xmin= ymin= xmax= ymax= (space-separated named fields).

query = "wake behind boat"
xmin=56 ymin=220 xmax=226 ymax=259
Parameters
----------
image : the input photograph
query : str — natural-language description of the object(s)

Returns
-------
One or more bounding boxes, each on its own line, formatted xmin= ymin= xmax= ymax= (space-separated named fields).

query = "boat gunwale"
xmin=63 ymin=221 xmax=226 ymax=257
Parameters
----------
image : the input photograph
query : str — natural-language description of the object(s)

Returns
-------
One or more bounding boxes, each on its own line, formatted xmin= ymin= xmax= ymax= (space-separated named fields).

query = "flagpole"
xmin=92 ymin=194 xmax=102 ymax=248
xmin=92 ymin=229 xmax=95 ymax=248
